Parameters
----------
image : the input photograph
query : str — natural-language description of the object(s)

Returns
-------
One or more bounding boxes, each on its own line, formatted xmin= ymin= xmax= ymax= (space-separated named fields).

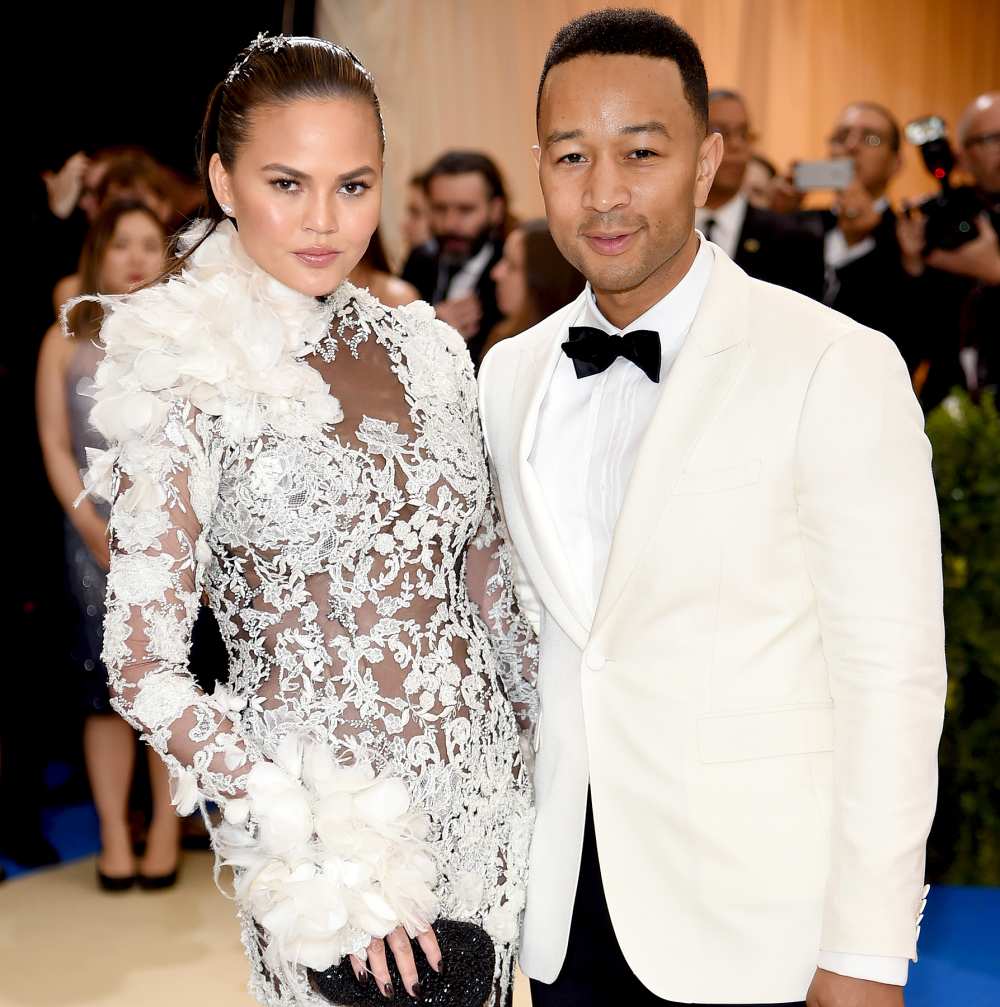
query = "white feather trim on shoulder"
xmin=65 ymin=220 xmax=353 ymax=505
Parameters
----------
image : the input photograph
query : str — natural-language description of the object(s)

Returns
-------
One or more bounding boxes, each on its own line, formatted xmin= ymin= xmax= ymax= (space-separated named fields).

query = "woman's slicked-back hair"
xmin=162 ymin=35 xmax=384 ymax=279
xmin=536 ymin=8 xmax=709 ymax=131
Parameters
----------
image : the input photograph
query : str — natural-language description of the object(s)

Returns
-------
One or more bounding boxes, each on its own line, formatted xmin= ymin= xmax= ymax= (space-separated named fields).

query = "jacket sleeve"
xmin=794 ymin=325 xmax=946 ymax=959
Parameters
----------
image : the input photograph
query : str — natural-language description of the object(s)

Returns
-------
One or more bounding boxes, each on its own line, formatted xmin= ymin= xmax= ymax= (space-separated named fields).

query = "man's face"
xmin=708 ymin=96 xmax=752 ymax=199
xmin=828 ymin=104 xmax=901 ymax=197
xmin=427 ymin=172 xmax=502 ymax=259
xmin=537 ymin=53 xmax=720 ymax=295
xmin=961 ymin=99 xmax=1000 ymax=194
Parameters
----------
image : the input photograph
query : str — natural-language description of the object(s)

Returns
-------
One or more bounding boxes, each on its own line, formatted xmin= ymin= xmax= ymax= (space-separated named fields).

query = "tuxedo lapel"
xmin=506 ymin=294 xmax=592 ymax=646
xmin=594 ymin=248 xmax=753 ymax=630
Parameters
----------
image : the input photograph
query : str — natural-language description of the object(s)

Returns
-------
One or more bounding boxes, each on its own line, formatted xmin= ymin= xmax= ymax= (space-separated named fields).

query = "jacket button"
xmin=585 ymin=650 xmax=606 ymax=671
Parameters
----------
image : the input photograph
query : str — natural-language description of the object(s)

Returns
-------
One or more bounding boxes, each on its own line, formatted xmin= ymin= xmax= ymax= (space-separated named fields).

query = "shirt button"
xmin=585 ymin=650 xmax=606 ymax=672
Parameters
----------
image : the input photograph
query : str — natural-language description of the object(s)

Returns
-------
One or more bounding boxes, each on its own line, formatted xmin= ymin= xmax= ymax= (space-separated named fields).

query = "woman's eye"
xmin=341 ymin=181 xmax=371 ymax=196
xmin=270 ymin=178 xmax=299 ymax=192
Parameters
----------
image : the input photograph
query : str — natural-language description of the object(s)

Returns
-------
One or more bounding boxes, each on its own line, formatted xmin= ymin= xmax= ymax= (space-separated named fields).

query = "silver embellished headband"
xmin=224 ymin=32 xmax=370 ymax=87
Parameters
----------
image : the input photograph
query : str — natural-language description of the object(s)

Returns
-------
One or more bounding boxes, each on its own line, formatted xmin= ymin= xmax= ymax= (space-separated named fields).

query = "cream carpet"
xmin=0 ymin=853 xmax=531 ymax=1006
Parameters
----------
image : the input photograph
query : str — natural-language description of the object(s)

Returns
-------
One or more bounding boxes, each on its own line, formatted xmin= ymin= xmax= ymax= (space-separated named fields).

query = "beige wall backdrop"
xmin=317 ymin=0 xmax=1000 ymax=259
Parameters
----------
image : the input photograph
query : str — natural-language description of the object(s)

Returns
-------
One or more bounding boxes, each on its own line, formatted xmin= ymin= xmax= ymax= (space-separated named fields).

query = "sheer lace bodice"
xmin=82 ymin=222 xmax=537 ymax=1006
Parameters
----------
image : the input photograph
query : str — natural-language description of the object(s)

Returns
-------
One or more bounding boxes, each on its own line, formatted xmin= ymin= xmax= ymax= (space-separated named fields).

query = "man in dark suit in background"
xmin=797 ymin=102 xmax=922 ymax=373
xmin=402 ymin=150 xmax=509 ymax=364
xmin=696 ymin=89 xmax=824 ymax=299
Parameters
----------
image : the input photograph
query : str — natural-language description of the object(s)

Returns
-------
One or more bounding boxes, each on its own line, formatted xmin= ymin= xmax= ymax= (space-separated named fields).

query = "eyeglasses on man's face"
xmin=710 ymin=125 xmax=758 ymax=145
xmin=829 ymin=127 xmax=887 ymax=149
xmin=965 ymin=131 xmax=1000 ymax=150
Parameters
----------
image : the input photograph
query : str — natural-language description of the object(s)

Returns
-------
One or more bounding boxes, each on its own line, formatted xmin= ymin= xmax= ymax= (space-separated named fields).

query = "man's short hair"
xmin=847 ymin=101 xmax=902 ymax=153
xmin=537 ymin=8 xmax=709 ymax=130
xmin=708 ymin=88 xmax=746 ymax=107
xmin=424 ymin=150 xmax=507 ymax=203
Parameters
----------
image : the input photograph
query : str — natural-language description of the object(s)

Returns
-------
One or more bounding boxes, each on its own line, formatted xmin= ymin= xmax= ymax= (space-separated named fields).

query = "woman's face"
xmin=491 ymin=229 xmax=528 ymax=318
xmin=402 ymin=182 xmax=431 ymax=251
xmin=99 ymin=211 xmax=165 ymax=295
xmin=210 ymin=97 xmax=383 ymax=297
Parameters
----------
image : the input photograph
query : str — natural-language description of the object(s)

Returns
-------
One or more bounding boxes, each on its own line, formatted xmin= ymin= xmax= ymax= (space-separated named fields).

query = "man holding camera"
xmin=898 ymin=92 xmax=1000 ymax=405
xmin=781 ymin=103 xmax=922 ymax=376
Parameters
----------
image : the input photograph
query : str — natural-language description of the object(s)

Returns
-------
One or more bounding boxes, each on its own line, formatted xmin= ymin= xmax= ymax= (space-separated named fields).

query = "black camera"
xmin=905 ymin=115 xmax=981 ymax=251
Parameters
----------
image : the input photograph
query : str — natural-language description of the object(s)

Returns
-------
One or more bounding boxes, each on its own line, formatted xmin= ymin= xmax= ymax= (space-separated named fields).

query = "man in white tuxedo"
xmin=477 ymin=9 xmax=946 ymax=1007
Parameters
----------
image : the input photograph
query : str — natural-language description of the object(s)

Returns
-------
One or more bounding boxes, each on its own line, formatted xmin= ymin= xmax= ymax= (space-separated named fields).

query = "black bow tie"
xmin=561 ymin=326 xmax=661 ymax=382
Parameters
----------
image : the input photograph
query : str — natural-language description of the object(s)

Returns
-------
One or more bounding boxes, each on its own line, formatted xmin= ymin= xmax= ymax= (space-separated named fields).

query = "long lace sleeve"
xmin=465 ymin=484 xmax=540 ymax=744
xmin=102 ymin=398 xmax=254 ymax=811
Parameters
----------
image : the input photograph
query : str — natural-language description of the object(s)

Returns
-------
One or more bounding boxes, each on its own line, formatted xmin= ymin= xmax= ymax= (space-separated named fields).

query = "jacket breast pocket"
xmin=697 ymin=703 xmax=835 ymax=763
xmin=672 ymin=458 xmax=761 ymax=495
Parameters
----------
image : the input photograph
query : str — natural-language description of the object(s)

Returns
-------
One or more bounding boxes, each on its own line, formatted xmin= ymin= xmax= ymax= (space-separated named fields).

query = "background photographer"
xmin=898 ymin=92 xmax=1000 ymax=406
xmin=791 ymin=103 xmax=924 ymax=377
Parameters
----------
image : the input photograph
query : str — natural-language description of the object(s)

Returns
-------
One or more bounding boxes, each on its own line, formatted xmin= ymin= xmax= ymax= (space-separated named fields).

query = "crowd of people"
xmin=2 ymin=70 xmax=997 ymax=896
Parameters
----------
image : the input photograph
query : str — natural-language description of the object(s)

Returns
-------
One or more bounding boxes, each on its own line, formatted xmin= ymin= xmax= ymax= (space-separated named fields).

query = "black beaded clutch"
xmin=307 ymin=919 xmax=496 ymax=1007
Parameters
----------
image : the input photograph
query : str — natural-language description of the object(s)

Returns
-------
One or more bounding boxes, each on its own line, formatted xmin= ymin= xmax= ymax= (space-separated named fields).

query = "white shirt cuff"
xmin=818 ymin=950 xmax=909 ymax=986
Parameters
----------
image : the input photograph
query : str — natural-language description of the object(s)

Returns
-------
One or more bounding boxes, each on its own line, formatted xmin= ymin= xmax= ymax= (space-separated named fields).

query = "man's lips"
xmin=293 ymin=248 xmax=341 ymax=267
xmin=582 ymin=230 xmax=639 ymax=255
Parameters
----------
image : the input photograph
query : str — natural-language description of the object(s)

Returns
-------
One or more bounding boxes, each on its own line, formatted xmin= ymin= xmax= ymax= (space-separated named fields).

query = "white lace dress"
xmin=80 ymin=221 xmax=537 ymax=1006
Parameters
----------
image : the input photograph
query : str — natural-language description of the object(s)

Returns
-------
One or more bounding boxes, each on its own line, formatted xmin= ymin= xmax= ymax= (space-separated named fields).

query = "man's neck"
xmin=593 ymin=230 xmax=700 ymax=331
xmin=704 ymin=186 xmax=740 ymax=211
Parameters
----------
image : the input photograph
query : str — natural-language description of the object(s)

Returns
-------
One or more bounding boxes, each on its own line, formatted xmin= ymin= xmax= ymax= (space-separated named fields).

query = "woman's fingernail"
xmin=411 ymin=981 xmax=423 ymax=999
xmin=355 ymin=969 xmax=368 ymax=985
xmin=381 ymin=981 xmax=394 ymax=999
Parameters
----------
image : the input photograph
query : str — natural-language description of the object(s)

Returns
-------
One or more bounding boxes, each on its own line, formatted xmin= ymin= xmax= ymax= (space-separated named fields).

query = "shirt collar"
xmin=695 ymin=192 xmax=748 ymax=231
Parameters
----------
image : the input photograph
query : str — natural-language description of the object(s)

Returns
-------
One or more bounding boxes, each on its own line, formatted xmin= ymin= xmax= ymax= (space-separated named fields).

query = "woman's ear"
xmin=208 ymin=153 xmax=235 ymax=212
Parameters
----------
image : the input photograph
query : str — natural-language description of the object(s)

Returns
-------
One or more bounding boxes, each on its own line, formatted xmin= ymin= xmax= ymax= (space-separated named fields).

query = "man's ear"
xmin=208 ymin=153 xmax=235 ymax=211
xmin=531 ymin=144 xmax=542 ymax=169
xmin=693 ymin=130 xmax=725 ymax=209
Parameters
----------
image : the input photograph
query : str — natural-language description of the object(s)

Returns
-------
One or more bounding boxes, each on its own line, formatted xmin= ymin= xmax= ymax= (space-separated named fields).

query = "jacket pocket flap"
xmin=697 ymin=703 xmax=834 ymax=763
xmin=673 ymin=459 xmax=761 ymax=495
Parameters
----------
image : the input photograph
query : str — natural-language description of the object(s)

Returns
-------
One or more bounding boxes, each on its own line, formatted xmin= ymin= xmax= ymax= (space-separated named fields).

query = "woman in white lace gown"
xmin=76 ymin=35 xmax=536 ymax=1006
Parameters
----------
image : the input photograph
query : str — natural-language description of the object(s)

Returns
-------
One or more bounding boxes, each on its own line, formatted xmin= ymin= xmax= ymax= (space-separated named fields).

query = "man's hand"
xmin=435 ymin=292 xmax=482 ymax=340
xmin=925 ymin=213 xmax=1000 ymax=285
xmin=42 ymin=151 xmax=90 ymax=219
xmin=835 ymin=181 xmax=882 ymax=246
xmin=896 ymin=202 xmax=928 ymax=277
xmin=807 ymin=968 xmax=904 ymax=1007
xmin=770 ymin=166 xmax=805 ymax=215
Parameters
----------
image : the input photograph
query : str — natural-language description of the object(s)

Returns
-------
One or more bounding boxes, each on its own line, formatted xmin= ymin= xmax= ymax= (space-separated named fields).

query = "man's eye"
xmin=558 ymin=153 xmax=586 ymax=164
xmin=628 ymin=149 xmax=658 ymax=160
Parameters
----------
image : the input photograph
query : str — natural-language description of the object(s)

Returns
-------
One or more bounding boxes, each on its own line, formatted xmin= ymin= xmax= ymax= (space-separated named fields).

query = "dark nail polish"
xmin=354 ymin=969 xmax=368 ymax=986
xmin=412 ymin=981 xmax=423 ymax=999
xmin=434 ymin=959 xmax=445 ymax=975
xmin=382 ymin=981 xmax=394 ymax=999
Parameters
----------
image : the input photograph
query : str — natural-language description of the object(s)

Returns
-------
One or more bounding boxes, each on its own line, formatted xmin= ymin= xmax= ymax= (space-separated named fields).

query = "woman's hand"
xmin=350 ymin=925 xmax=442 ymax=1000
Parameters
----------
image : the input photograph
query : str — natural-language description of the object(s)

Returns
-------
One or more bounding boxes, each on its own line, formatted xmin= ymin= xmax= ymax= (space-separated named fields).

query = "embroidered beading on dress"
xmin=80 ymin=220 xmax=538 ymax=1005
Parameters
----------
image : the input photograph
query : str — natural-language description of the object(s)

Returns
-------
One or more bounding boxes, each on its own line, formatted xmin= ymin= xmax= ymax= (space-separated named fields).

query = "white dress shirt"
xmin=695 ymin=194 xmax=748 ymax=260
xmin=530 ymin=233 xmax=908 ymax=988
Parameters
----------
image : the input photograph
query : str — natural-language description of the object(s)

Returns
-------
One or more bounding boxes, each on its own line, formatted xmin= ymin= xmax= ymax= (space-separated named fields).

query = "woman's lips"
xmin=293 ymin=249 xmax=341 ymax=268
xmin=583 ymin=231 xmax=638 ymax=255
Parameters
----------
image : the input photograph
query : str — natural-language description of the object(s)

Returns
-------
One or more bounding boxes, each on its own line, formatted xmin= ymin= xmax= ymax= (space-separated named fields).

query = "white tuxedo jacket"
xmin=477 ymin=246 xmax=946 ymax=1004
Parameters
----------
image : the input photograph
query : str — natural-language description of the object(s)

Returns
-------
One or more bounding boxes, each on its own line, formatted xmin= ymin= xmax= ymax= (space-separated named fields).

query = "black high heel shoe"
xmin=97 ymin=869 xmax=137 ymax=892
xmin=137 ymin=865 xmax=180 ymax=890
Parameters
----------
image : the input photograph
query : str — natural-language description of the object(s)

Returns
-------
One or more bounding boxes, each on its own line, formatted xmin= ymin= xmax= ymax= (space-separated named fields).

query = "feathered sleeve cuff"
xmin=213 ymin=733 xmax=439 ymax=975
